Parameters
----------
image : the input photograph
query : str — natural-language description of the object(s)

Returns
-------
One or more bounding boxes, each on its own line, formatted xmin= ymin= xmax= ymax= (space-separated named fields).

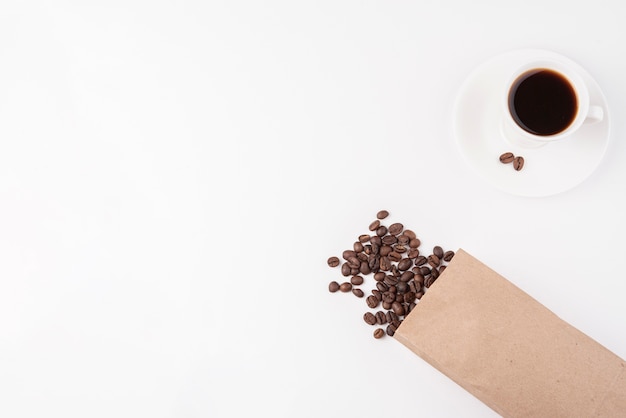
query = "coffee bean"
xmin=370 ymin=236 xmax=382 ymax=246
xmin=443 ymin=250 xmax=455 ymax=262
xmin=364 ymin=312 xmax=377 ymax=325
xmin=385 ymin=311 xmax=393 ymax=324
xmin=388 ymin=223 xmax=404 ymax=236
xmin=387 ymin=285 xmax=397 ymax=295
xmin=382 ymin=292 xmax=395 ymax=304
xmin=373 ymin=328 xmax=385 ymax=339
xmin=499 ymin=152 xmax=515 ymax=164
xmin=409 ymin=238 xmax=421 ymax=249
xmin=431 ymin=267 xmax=440 ymax=279
xmin=398 ymin=258 xmax=413 ymax=271
xmin=372 ymin=289 xmax=382 ymax=300
xmin=382 ymin=235 xmax=397 ymax=245
xmin=424 ymin=276 xmax=435 ymax=288
xmin=341 ymin=263 xmax=351 ymax=276
xmin=375 ymin=311 xmax=387 ymax=325
xmin=439 ymin=265 xmax=446 ymax=274
xmin=339 ymin=282 xmax=352 ymax=292
xmin=369 ymin=220 xmax=381 ymax=231
xmin=404 ymin=291 xmax=416 ymax=303
xmin=400 ymin=270 xmax=414 ymax=282
xmin=388 ymin=310 xmax=399 ymax=322
xmin=407 ymin=248 xmax=420 ymax=259
xmin=415 ymin=291 xmax=424 ymax=299
xmin=352 ymin=288 xmax=364 ymax=298
xmin=414 ymin=256 xmax=427 ymax=266
xmin=413 ymin=274 xmax=425 ymax=286
xmin=357 ymin=252 xmax=368 ymax=262
xmin=350 ymin=275 xmax=364 ymax=285
xmin=403 ymin=229 xmax=416 ymax=239
xmin=363 ymin=245 xmax=372 ymax=255
xmin=386 ymin=324 xmax=397 ymax=337
xmin=353 ymin=241 xmax=364 ymax=253
xmin=428 ymin=254 xmax=440 ymax=268
xmin=382 ymin=301 xmax=392 ymax=310
xmin=379 ymin=245 xmax=392 ymax=256
xmin=327 ymin=256 xmax=340 ymax=267
xmin=379 ymin=256 xmax=391 ymax=271
xmin=359 ymin=262 xmax=371 ymax=275
xmin=376 ymin=225 xmax=388 ymax=237
xmin=384 ymin=275 xmax=399 ymax=286
xmin=396 ymin=282 xmax=408 ymax=294
xmin=376 ymin=282 xmax=388 ymax=292
xmin=373 ymin=272 xmax=385 ymax=281
xmin=420 ymin=266 xmax=431 ymax=276
xmin=388 ymin=251 xmax=402 ymax=262
xmin=394 ymin=244 xmax=407 ymax=254
xmin=343 ymin=250 xmax=357 ymax=260
xmin=346 ymin=257 xmax=360 ymax=269
xmin=397 ymin=235 xmax=410 ymax=245
xmin=368 ymin=255 xmax=379 ymax=271
xmin=376 ymin=210 xmax=389 ymax=220
xmin=329 ymin=281 xmax=340 ymax=292
xmin=392 ymin=301 xmax=405 ymax=316
xmin=433 ymin=246 xmax=444 ymax=259
xmin=513 ymin=156 xmax=525 ymax=171
xmin=366 ymin=295 xmax=380 ymax=309
xmin=390 ymin=265 xmax=400 ymax=277
xmin=358 ymin=234 xmax=371 ymax=243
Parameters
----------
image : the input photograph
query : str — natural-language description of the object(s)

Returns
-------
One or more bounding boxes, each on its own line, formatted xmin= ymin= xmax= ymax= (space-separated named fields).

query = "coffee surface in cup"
xmin=509 ymin=69 xmax=577 ymax=136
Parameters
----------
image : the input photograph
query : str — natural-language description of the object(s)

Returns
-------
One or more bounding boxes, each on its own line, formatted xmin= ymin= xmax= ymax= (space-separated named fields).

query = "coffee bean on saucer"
xmin=499 ymin=152 xmax=515 ymax=164
xmin=513 ymin=156 xmax=525 ymax=171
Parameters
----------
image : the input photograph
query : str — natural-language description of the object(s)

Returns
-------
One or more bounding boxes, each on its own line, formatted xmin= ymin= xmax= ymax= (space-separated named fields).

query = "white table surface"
xmin=2 ymin=1 xmax=625 ymax=417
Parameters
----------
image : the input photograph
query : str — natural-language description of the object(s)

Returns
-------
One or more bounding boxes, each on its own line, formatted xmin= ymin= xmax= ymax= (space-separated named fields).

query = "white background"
xmin=1 ymin=1 xmax=625 ymax=417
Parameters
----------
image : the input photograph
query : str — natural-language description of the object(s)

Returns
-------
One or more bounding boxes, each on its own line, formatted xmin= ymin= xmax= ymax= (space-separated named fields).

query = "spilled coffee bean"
xmin=499 ymin=152 xmax=515 ymax=164
xmin=327 ymin=210 xmax=455 ymax=339
xmin=513 ymin=156 xmax=525 ymax=171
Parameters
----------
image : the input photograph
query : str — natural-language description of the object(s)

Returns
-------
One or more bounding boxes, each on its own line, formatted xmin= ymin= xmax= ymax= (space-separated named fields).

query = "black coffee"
xmin=509 ymin=69 xmax=577 ymax=136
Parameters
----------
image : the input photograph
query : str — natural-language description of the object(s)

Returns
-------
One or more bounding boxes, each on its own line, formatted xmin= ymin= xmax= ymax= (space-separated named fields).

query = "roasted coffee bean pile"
xmin=327 ymin=210 xmax=455 ymax=339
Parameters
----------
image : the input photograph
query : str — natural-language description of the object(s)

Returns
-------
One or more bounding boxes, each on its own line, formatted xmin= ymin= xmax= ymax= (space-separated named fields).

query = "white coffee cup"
xmin=501 ymin=59 xmax=604 ymax=148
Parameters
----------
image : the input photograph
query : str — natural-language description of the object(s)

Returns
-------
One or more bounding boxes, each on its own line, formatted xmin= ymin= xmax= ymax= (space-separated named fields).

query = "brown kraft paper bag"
xmin=394 ymin=249 xmax=626 ymax=417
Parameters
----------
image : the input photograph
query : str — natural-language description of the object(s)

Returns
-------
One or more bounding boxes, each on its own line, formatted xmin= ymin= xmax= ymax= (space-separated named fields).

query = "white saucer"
xmin=452 ymin=49 xmax=610 ymax=197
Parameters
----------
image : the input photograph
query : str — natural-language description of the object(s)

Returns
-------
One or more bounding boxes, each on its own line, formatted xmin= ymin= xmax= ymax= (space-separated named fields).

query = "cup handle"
xmin=584 ymin=105 xmax=604 ymax=124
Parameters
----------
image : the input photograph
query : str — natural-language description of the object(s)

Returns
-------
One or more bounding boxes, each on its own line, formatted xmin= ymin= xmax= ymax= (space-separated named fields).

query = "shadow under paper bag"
xmin=394 ymin=249 xmax=626 ymax=417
